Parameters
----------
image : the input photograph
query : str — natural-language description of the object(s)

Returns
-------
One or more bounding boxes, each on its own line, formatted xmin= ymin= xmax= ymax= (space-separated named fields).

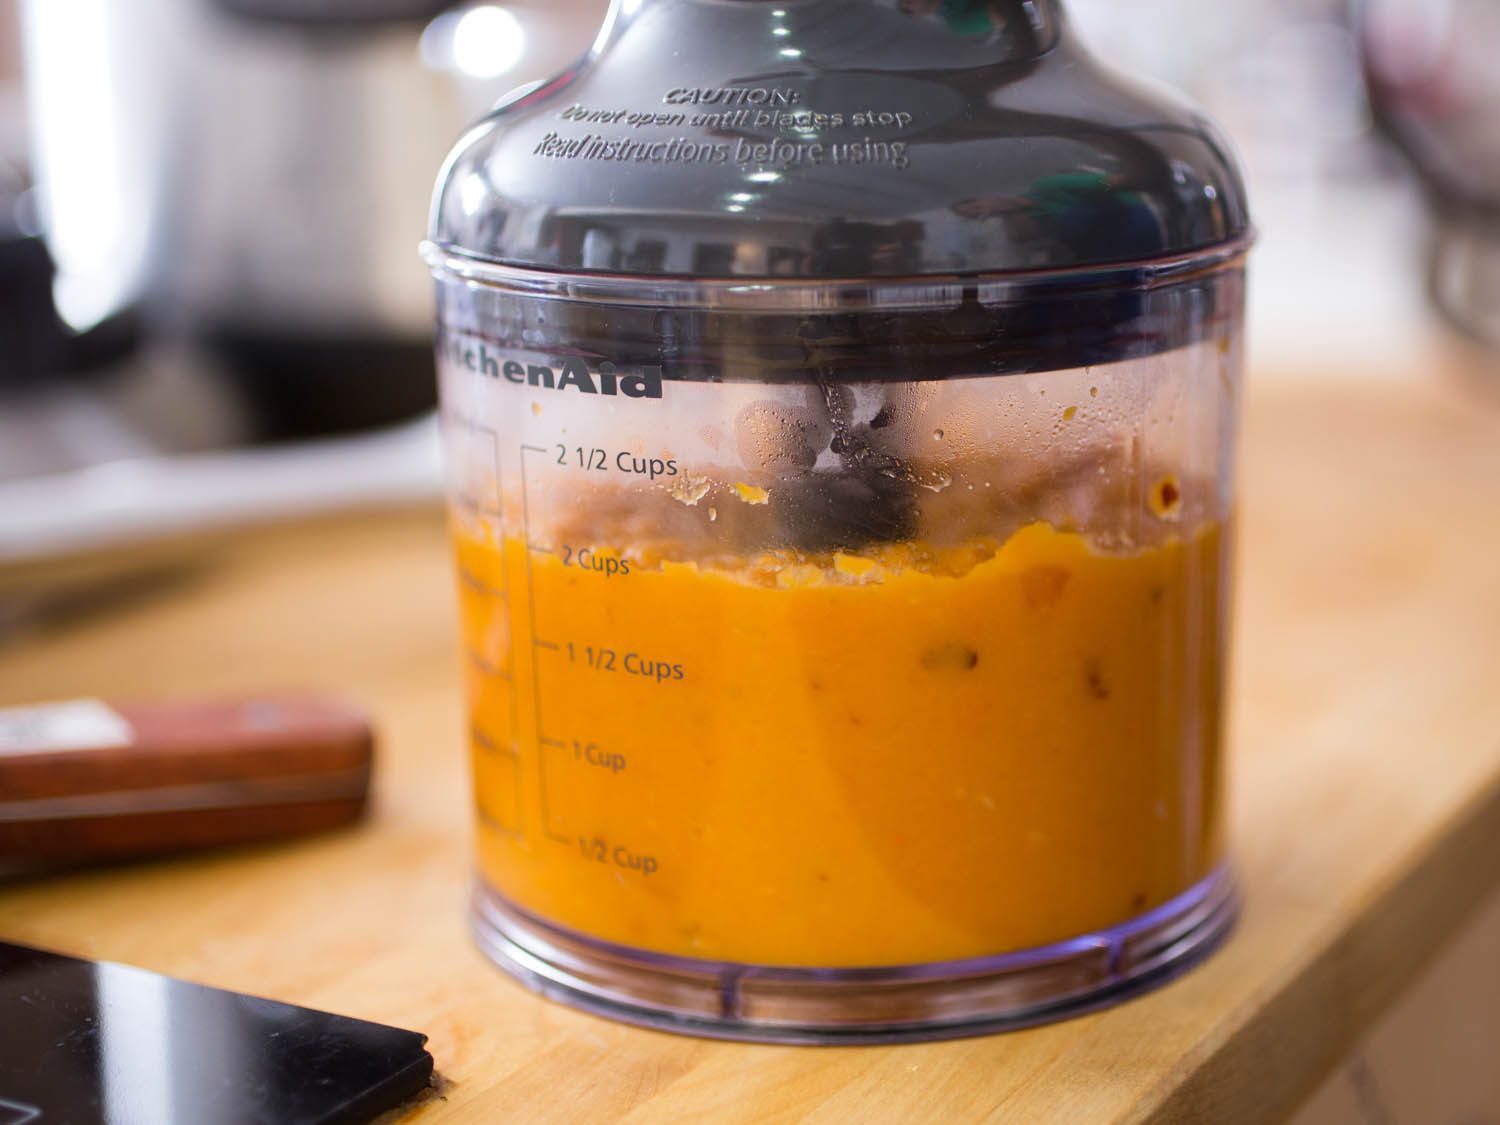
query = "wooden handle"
xmin=0 ymin=694 xmax=373 ymax=869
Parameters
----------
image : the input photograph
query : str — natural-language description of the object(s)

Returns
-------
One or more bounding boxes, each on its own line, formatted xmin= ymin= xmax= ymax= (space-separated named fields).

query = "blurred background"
xmin=1 ymin=0 xmax=1497 ymax=624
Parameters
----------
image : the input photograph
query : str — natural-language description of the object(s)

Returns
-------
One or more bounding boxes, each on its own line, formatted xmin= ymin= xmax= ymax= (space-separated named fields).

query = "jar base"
xmin=470 ymin=866 xmax=1238 ymax=1044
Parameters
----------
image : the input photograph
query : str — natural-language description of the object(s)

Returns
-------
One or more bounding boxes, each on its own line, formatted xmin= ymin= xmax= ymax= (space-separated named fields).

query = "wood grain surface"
xmin=2 ymin=371 xmax=1500 ymax=1122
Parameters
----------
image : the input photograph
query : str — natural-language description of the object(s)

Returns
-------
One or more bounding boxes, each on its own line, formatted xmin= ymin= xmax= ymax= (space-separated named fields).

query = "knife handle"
xmin=0 ymin=694 xmax=373 ymax=870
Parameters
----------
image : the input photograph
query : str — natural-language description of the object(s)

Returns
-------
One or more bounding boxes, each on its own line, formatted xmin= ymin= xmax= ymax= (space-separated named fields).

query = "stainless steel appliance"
xmin=21 ymin=0 xmax=605 ymax=435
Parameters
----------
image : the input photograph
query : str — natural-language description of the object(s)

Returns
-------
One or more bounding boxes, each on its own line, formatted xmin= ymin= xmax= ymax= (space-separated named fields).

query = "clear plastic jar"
xmin=426 ymin=0 xmax=1250 ymax=1041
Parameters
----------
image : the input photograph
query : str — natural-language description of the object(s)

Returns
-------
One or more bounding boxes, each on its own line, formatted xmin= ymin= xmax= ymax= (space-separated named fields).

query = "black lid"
xmin=429 ymin=0 xmax=1250 ymax=281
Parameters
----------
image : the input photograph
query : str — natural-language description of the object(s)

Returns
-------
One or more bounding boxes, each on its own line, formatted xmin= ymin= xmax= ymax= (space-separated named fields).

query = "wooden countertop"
xmin=4 ymin=371 xmax=1500 ymax=1122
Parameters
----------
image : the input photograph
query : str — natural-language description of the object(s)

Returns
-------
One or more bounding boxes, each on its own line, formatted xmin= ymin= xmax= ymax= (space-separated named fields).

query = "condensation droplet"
xmin=915 ymin=467 xmax=952 ymax=493
xmin=932 ymin=429 xmax=944 ymax=441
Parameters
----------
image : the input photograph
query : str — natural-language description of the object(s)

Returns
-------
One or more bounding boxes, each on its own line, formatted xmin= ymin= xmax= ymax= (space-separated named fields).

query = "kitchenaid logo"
xmin=439 ymin=331 xmax=662 ymax=398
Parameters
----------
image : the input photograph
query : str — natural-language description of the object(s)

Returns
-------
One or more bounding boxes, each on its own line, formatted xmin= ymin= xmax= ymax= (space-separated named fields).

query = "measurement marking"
xmin=454 ymin=418 xmax=509 ymax=590
xmin=527 ymin=544 xmax=553 ymax=554
xmin=470 ymin=725 xmax=518 ymax=758
xmin=521 ymin=443 xmax=572 ymax=846
xmin=454 ymin=491 xmax=499 ymax=524
xmin=468 ymin=424 xmax=505 ymax=517
xmin=475 ymin=798 xmax=522 ymax=840
xmin=461 ymin=419 xmax=521 ymax=835
xmin=539 ymin=736 xmax=565 ymax=748
xmin=492 ymin=442 xmax=520 ymax=825
xmin=446 ymin=415 xmax=525 ymax=838
xmin=466 ymin=651 xmax=511 ymax=680
xmin=533 ymin=639 xmax=559 ymax=651
xmin=457 ymin=566 xmax=503 ymax=599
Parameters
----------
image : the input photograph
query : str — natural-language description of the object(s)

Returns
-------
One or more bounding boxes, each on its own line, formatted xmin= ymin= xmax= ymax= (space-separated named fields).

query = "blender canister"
xmin=424 ymin=0 xmax=1250 ymax=1042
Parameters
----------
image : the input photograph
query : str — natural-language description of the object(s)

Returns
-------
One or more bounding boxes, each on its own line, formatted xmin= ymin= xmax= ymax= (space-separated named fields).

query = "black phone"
xmin=0 ymin=942 xmax=432 ymax=1125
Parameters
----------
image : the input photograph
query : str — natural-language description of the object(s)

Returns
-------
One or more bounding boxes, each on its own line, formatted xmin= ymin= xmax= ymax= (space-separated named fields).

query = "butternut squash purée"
xmin=455 ymin=518 xmax=1227 ymax=967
